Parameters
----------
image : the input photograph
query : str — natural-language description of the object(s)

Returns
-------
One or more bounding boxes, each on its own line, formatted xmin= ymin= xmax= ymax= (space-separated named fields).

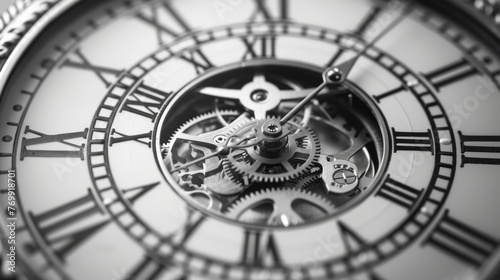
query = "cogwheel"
xmin=162 ymin=110 xmax=244 ymax=173
xmin=163 ymin=110 xmax=250 ymax=196
xmin=222 ymin=158 xmax=250 ymax=187
xmin=162 ymin=110 xmax=241 ymax=157
xmin=225 ymin=188 xmax=334 ymax=227
xmin=227 ymin=121 xmax=321 ymax=183
xmin=285 ymin=174 xmax=322 ymax=190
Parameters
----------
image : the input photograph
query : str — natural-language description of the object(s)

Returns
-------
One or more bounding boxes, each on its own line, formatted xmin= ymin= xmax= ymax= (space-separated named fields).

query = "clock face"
xmin=1 ymin=0 xmax=500 ymax=279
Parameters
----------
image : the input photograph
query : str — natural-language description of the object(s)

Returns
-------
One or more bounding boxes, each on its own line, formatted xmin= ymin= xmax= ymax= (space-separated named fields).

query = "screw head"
xmin=250 ymin=89 xmax=268 ymax=102
xmin=262 ymin=120 xmax=282 ymax=137
xmin=327 ymin=68 xmax=343 ymax=83
xmin=214 ymin=135 xmax=227 ymax=144
xmin=332 ymin=169 xmax=357 ymax=185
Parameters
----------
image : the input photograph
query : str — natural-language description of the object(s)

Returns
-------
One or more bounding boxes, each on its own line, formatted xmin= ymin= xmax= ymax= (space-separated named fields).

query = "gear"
xmin=162 ymin=110 xmax=242 ymax=159
xmin=226 ymin=120 xmax=321 ymax=183
xmin=225 ymin=188 xmax=334 ymax=227
xmin=222 ymin=158 xmax=250 ymax=187
xmin=163 ymin=110 xmax=246 ymax=195
xmin=285 ymin=174 xmax=322 ymax=190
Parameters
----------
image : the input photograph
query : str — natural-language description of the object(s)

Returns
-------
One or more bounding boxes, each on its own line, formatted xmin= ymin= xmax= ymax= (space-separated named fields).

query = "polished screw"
xmin=262 ymin=121 xmax=282 ymax=137
xmin=327 ymin=68 xmax=343 ymax=83
xmin=333 ymin=169 xmax=357 ymax=185
xmin=251 ymin=89 xmax=268 ymax=102
xmin=214 ymin=135 xmax=227 ymax=144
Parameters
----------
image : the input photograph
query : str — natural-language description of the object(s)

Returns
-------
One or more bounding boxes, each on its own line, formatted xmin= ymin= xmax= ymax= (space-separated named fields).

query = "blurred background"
xmin=0 ymin=0 xmax=19 ymax=14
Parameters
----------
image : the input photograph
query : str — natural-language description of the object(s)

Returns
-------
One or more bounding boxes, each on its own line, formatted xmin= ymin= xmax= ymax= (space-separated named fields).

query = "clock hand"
xmin=280 ymin=4 xmax=410 ymax=125
xmin=199 ymin=86 xmax=334 ymax=101
xmin=329 ymin=4 xmax=410 ymax=82
xmin=279 ymin=69 xmax=336 ymax=125
xmin=199 ymin=73 xmax=348 ymax=121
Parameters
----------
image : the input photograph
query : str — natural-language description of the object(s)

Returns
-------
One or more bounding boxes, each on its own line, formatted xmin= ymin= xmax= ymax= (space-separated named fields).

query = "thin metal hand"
xmin=331 ymin=4 xmax=411 ymax=82
xmin=280 ymin=3 xmax=411 ymax=125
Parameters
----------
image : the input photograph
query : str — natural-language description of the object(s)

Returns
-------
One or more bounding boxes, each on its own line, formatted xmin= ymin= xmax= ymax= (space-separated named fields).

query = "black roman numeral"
xmin=62 ymin=49 xmax=122 ymax=87
xmin=179 ymin=50 xmax=214 ymax=74
xmin=241 ymin=230 xmax=282 ymax=266
xmin=459 ymin=132 xmax=500 ymax=167
xmin=373 ymin=86 xmax=406 ymax=102
xmin=121 ymin=82 xmax=171 ymax=121
xmin=392 ymin=128 xmax=434 ymax=154
xmin=137 ymin=2 xmax=191 ymax=43
xmin=136 ymin=2 xmax=215 ymax=73
xmin=121 ymin=182 xmax=160 ymax=203
xmin=354 ymin=6 xmax=383 ymax=37
xmin=376 ymin=176 xmax=422 ymax=210
xmin=110 ymin=130 xmax=152 ymax=148
xmin=21 ymin=126 xmax=88 ymax=160
xmin=326 ymin=47 xmax=345 ymax=68
xmin=242 ymin=36 xmax=276 ymax=60
xmin=370 ymin=273 xmax=385 ymax=280
xmin=163 ymin=208 xmax=206 ymax=248
xmin=423 ymin=59 xmax=478 ymax=91
xmin=459 ymin=131 xmax=500 ymax=166
xmin=424 ymin=210 xmax=499 ymax=267
xmin=125 ymin=256 xmax=171 ymax=280
xmin=26 ymin=184 xmax=157 ymax=262
xmin=27 ymin=190 xmax=106 ymax=262
xmin=339 ymin=221 xmax=367 ymax=254
xmin=251 ymin=0 xmax=289 ymax=21
xmin=326 ymin=4 xmax=386 ymax=67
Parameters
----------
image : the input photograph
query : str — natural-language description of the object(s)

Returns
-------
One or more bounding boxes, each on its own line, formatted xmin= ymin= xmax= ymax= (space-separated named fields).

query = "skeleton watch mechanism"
xmin=161 ymin=64 xmax=383 ymax=227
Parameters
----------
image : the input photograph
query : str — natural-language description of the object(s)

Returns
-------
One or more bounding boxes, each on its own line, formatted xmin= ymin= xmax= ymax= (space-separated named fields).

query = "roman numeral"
xmin=326 ymin=47 xmax=345 ymax=68
xmin=354 ymin=6 xmax=383 ymax=37
xmin=21 ymin=126 xmax=88 ymax=160
xmin=424 ymin=210 xmax=499 ymax=267
xmin=339 ymin=221 xmax=368 ymax=254
xmin=392 ymin=128 xmax=434 ymax=154
xmin=137 ymin=2 xmax=191 ymax=44
xmin=370 ymin=273 xmax=385 ymax=280
xmin=164 ymin=208 xmax=206 ymax=248
xmin=241 ymin=230 xmax=282 ymax=266
xmin=423 ymin=59 xmax=478 ymax=91
xmin=62 ymin=49 xmax=122 ymax=86
xmin=125 ymin=256 xmax=171 ymax=280
xmin=121 ymin=182 xmax=160 ymax=203
xmin=26 ymin=184 xmax=157 ymax=262
xmin=120 ymin=83 xmax=172 ymax=121
xmin=179 ymin=50 xmax=214 ymax=74
xmin=110 ymin=130 xmax=152 ymax=148
xmin=459 ymin=132 xmax=500 ymax=167
xmin=27 ymin=190 xmax=106 ymax=262
xmin=373 ymin=86 xmax=406 ymax=102
xmin=242 ymin=36 xmax=276 ymax=60
xmin=136 ymin=2 xmax=215 ymax=73
xmin=376 ymin=176 xmax=422 ymax=210
xmin=251 ymin=0 xmax=289 ymax=21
